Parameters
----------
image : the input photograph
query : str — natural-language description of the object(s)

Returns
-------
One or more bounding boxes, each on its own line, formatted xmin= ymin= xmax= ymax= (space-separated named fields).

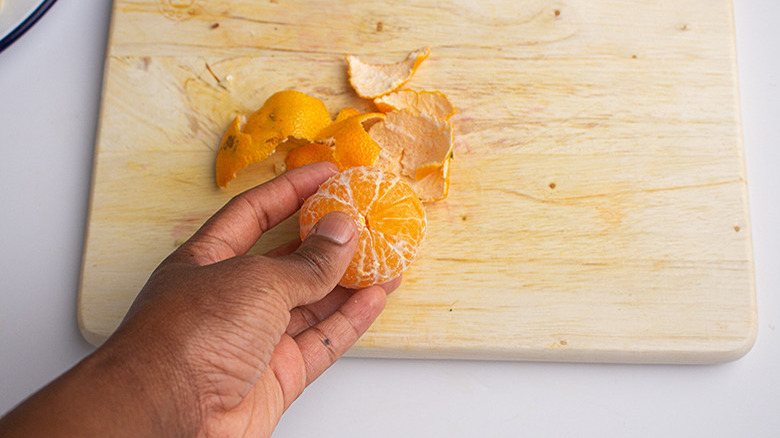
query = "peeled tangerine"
xmin=216 ymin=90 xmax=332 ymax=188
xmin=346 ymin=47 xmax=430 ymax=99
xmin=299 ymin=166 xmax=427 ymax=289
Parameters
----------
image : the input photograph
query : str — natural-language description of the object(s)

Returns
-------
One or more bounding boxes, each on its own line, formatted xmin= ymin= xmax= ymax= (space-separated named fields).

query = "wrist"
xmin=0 ymin=333 xmax=200 ymax=438
xmin=89 ymin=325 xmax=202 ymax=437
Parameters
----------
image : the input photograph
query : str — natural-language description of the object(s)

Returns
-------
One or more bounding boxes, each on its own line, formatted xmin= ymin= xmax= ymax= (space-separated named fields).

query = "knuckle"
xmin=308 ymin=325 xmax=340 ymax=363
xmin=289 ymin=305 xmax=320 ymax=334
xmin=230 ymin=191 xmax=272 ymax=231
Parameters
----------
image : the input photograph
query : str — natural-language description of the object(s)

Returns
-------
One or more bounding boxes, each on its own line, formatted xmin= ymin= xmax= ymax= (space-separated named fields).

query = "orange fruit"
xmin=299 ymin=166 xmax=427 ymax=289
xmin=216 ymin=90 xmax=332 ymax=188
xmin=346 ymin=47 xmax=430 ymax=99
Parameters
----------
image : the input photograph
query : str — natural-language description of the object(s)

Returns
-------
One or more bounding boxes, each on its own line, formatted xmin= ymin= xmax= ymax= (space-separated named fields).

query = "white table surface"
xmin=1 ymin=1 xmax=778 ymax=436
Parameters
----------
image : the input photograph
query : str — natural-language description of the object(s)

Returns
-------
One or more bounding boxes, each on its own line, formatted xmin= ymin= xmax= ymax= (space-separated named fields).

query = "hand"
xmin=0 ymin=162 xmax=398 ymax=437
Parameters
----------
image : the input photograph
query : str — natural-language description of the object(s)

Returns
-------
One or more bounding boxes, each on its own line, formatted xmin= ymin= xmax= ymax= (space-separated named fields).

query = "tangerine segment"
xmin=316 ymin=112 xmax=385 ymax=170
xmin=299 ymin=166 xmax=427 ymax=289
xmin=285 ymin=142 xmax=336 ymax=170
xmin=346 ymin=47 xmax=431 ymax=99
xmin=375 ymin=89 xmax=457 ymax=120
xmin=216 ymin=116 xmax=260 ymax=188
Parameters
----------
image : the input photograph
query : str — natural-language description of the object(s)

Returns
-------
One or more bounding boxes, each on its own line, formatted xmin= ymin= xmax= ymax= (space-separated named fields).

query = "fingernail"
xmin=311 ymin=211 xmax=356 ymax=245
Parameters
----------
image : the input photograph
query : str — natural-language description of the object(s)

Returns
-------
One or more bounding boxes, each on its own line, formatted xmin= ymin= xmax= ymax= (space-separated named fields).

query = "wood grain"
xmin=79 ymin=0 xmax=756 ymax=363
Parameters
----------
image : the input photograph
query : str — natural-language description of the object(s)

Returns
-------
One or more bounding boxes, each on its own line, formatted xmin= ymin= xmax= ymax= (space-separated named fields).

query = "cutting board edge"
xmin=79 ymin=316 xmax=758 ymax=364
xmin=78 ymin=316 xmax=111 ymax=347
xmin=345 ymin=331 xmax=758 ymax=365
xmin=76 ymin=2 xmax=125 ymax=349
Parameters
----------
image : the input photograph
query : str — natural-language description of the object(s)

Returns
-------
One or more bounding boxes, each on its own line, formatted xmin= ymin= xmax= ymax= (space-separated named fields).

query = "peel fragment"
xmin=369 ymin=109 xmax=454 ymax=202
xmin=335 ymin=107 xmax=361 ymax=123
xmin=285 ymin=142 xmax=337 ymax=171
xmin=414 ymin=156 xmax=451 ymax=203
xmin=215 ymin=90 xmax=332 ymax=188
xmin=375 ymin=89 xmax=457 ymax=121
xmin=316 ymin=112 xmax=386 ymax=170
xmin=346 ymin=47 xmax=431 ymax=99
xmin=215 ymin=116 xmax=257 ymax=188
xmin=242 ymin=90 xmax=332 ymax=144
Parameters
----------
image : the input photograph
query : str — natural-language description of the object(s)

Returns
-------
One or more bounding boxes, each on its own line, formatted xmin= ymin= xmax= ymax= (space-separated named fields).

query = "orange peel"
xmin=216 ymin=48 xmax=456 ymax=202
xmin=414 ymin=156 xmax=451 ymax=202
xmin=369 ymin=109 xmax=453 ymax=202
xmin=346 ymin=47 xmax=431 ymax=99
xmin=215 ymin=116 xmax=257 ymax=188
xmin=375 ymin=89 xmax=456 ymax=120
xmin=315 ymin=112 xmax=386 ymax=170
xmin=334 ymin=107 xmax=362 ymax=123
xmin=215 ymin=90 xmax=333 ymax=187
xmin=370 ymin=109 xmax=453 ymax=178
xmin=242 ymin=90 xmax=332 ymax=144
xmin=285 ymin=142 xmax=336 ymax=170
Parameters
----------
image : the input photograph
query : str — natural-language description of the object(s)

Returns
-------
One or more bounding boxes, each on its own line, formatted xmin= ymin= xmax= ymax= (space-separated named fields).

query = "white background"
xmin=1 ymin=1 xmax=777 ymax=436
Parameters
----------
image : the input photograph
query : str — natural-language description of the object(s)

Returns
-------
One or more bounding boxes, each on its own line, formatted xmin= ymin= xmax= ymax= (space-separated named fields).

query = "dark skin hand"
xmin=0 ymin=162 xmax=398 ymax=437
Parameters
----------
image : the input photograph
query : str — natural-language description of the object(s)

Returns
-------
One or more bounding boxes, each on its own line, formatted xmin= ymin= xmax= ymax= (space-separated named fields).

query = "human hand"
xmin=0 ymin=162 xmax=397 ymax=437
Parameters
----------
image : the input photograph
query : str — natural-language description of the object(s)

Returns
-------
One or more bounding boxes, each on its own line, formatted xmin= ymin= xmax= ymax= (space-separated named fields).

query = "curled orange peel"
xmin=413 ymin=156 xmax=451 ymax=202
xmin=374 ymin=89 xmax=457 ymax=121
xmin=215 ymin=90 xmax=332 ymax=188
xmin=346 ymin=47 xmax=431 ymax=99
xmin=315 ymin=112 xmax=386 ymax=170
xmin=242 ymin=90 xmax=332 ymax=143
xmin=216 ymin=116 xmax=257 ymax=188
xmin=335 ymin=107 xmax=362 ymax=123
xmin=215 ymin=47 xmax=455 ymax=202
xmin=369 ymin=109 xmax=453 ymax=202
xmin=285 ymin=142 xmax=336 ymax=171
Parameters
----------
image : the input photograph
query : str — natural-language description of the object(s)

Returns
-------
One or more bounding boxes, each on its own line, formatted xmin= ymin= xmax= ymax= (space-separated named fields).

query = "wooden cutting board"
xmin=79 ymin=0 xmax=756 ymax=363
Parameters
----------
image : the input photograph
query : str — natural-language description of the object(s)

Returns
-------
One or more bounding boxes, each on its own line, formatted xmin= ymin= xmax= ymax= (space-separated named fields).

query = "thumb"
xmin=278 ymin=211 xmax=359 ymax=307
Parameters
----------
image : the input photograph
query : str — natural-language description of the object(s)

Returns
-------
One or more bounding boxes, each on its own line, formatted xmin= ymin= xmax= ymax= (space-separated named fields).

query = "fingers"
xmin=275 ymin=211 xmax=359 ymax=308
xmin=286 ymin=287 xmax=353 ymax=337
xmin=264 ymin=239 xmax=301 ymax=258
xmin=266 ymin=334 xmax=307 ymax=412
xmin=294 ymin=285 xmax=388 ymax=386
xmin=286 ymin=277 xmax=402 ymax=338
xmin=171 ymin=162 xmax=338 ymax=266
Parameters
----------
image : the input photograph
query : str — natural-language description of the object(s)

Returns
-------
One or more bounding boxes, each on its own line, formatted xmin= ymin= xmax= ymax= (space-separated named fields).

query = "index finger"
xmin=172 ymin=162 xmax=337 ymax=266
